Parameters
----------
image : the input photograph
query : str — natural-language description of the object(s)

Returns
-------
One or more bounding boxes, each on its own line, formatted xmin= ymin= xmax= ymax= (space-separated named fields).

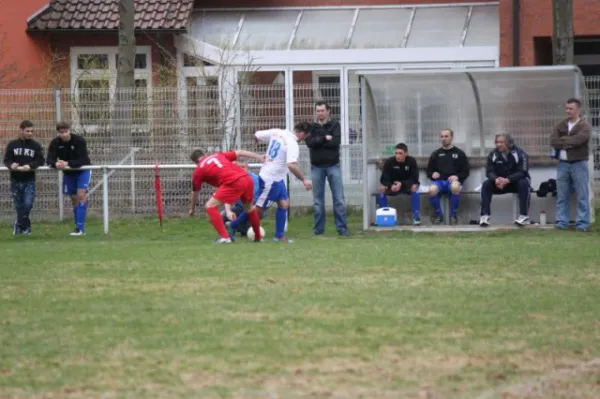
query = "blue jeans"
xmin=556 ymin=160 xmax=590 ymax=230
xmin=311 ymin=164 xmax=348 ymax=234
xmin=11 ymin=181 xmax=36 ymax=231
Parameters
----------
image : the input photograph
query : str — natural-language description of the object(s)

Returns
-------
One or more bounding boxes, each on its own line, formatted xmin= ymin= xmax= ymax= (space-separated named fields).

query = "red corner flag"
xmin=154 ymin=164 xmax=164 ymax=228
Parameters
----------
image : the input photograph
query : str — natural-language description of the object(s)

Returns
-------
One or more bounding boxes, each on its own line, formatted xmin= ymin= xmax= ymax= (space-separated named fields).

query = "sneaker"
xmin=432 ymin=216 xmax=443 ymax=225
xmin=23 ymin=228 xmax=32 ymax=236
xmin=479 ymin=215 xmax=490 ymax=227
xmin=514 ymin=215 xmax=530 ymax=227
xmin=225 ymin=222 xmax=236 ymax=242
xmin=449 ymin=216 xmax=458 ymax=225
xmin=413 ymin=217 xmax=421 ymax=226
xmin=338 ymin=230 xmax=349 ymax=237
xmin=215 ymin=237 xmax=232 ymax=244
xmin=70 ymin=228 xmax=85 ymax=236
xmin=273 ymin=236 xmax=294 ymax=243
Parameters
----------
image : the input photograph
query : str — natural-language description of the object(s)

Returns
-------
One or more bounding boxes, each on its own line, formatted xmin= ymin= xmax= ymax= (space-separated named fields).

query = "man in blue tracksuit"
xmin=46 ymin=121 xmax=92 ymax=236
xmin=479 ymin=134 xmax=531 ymax=227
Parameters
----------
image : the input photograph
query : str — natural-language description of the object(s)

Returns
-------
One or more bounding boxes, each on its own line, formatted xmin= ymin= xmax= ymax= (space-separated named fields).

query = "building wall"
xmin=499 ymin=0 xmax=600 ymax=67
xmin=0 ymin=0 xmax=51 ymax=88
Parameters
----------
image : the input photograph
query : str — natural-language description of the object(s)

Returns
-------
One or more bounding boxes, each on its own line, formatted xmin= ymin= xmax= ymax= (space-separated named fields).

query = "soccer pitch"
xmin=1 ymin=216 xmax=600 ymax=398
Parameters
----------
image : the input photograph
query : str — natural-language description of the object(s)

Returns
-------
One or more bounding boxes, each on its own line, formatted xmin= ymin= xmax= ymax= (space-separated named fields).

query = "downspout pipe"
xmin=513 ymin=0 xmax=520 ymax=66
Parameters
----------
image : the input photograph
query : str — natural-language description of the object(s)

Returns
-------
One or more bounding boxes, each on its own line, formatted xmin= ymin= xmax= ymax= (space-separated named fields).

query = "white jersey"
xmin=255 ymin=128 xmax=299 ymax=182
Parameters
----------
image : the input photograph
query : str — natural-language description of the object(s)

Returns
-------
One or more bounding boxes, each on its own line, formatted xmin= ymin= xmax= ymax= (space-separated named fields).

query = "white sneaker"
xmin=215 ymin=237 xmax=232 ymax=244
xmin=515 ymin=215 xmax=530 ymax=226
xmin=479 ymin=215 xmax=490 ymax=227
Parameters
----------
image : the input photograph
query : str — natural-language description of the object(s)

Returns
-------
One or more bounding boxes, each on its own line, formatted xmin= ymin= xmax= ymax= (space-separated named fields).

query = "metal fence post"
xmin=103 ymin=167 xmax=109 ymax=235
xmin=55 ymin=88 xmax=64 ymax=221
xmin=131 ymin=149 xmax=136 ymax=215
xmin=58 ymin=170 xmax=64 ymax=221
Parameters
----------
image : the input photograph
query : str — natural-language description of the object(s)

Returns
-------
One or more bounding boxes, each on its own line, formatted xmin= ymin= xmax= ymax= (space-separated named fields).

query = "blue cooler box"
xmin=376 ymin=207 xmax=397 ymax=227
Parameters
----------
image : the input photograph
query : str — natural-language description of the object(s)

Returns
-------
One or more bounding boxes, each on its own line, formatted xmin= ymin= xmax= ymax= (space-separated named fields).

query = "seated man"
xmin=480 ymin=134 xmax=531 ymax=227
xmin=426 ymin=128 xmax=470 ymax=225
xmin=221 ymin=166 xmax=270 ymax=237
xmin=377 ymin=143 xmax=421 ymax=225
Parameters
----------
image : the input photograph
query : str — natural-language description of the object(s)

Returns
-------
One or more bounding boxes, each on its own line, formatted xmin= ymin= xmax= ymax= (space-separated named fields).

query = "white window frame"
xmin=70 ymin=46 xmax=153 ymax=133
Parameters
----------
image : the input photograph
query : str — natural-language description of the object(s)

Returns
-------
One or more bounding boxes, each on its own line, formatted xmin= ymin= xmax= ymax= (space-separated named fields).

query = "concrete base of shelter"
xmin=369 ymin=224 xmax=556 ymax=233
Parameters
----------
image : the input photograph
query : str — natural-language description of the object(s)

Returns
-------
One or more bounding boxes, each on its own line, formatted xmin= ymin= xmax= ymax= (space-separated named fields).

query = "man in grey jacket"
xmin=550 ymin=98 xmax=592 ymax=231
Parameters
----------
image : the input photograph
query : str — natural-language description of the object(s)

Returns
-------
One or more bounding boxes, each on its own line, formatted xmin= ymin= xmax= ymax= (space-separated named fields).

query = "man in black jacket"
xmin=378 ymin=143 xmax=421 ymax=225
xmin=304 ymin=101 xmax=348 ymax=236
xmin=47 ymin=121 xmax=92 ymax=236
xmin=3 ymin=120 xmax=45 ymax=235
xmin=426 ymin=128 xmax=470 ymax=225
xmin=480 ymin=134 xmax=531 ymax=227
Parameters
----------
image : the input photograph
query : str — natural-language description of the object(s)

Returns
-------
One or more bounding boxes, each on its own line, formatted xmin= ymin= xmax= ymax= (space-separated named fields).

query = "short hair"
xmin=495 ymin=133 xmax=515 ymax=147
xmin=56 ymin=121 xmax=71 ymax=131
xmin=441 ymin=128 xmax=454 ymax=137
xmin=395 ymin=143 xmax=408 ymax=153
xmin=19 ymin=120 xmax=33 ymax=130
xmin=566 ymin=98 xmax=581 ymax=108
xmin=315 ymin=100 xmax=330 ymax=111
xmin=293 ymin=122 xmax=313 ymax=134
xmin=190 ymin=149 xmax=205 ymax=163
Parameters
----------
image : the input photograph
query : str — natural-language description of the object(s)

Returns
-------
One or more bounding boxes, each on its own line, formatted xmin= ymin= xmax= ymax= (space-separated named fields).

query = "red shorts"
xmin=213 ymin=175 xmax=254 ymax=204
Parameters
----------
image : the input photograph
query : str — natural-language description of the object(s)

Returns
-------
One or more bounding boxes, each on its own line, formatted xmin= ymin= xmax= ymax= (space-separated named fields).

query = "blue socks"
xmin=230 ymin=212 xmax=248 ymax=230
xmin=275 ymin=208 xmax=287 ymax=238
xmin=449 ymin=194 xmax=460 ymax=217
xmin=410 ymin=191 xmax=420 ymax=219
xmin=429 ymin=194 xmax=442 ymax=216
xmin=75 ymin=201 xmax=87 ymax=231
xmin=380 ymin=192 xmax=420 ymax=219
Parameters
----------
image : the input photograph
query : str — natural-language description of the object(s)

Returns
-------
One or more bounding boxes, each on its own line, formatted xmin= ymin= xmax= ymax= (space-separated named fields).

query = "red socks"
xmin=206 ymin=206 xmax=229 ymax=239
xmin=247 ymin=209 xmax=262 ymax=241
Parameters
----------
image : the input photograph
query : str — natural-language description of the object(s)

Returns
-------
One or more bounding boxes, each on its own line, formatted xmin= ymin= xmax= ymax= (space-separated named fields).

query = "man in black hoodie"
xmin=305 ymin=101 xmax=348 ymax=236
xmin=378 ymin=143 xmax=421 ymax=225
xmin=3 ymin=120 xmax=45 ymax=235
xmin=47 ymin=121 xmax=92 ymax=236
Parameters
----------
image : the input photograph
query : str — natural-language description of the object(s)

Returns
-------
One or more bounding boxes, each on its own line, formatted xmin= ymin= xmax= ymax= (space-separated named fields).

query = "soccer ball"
xmin=246 ymin=226 xmax=266 ymax=241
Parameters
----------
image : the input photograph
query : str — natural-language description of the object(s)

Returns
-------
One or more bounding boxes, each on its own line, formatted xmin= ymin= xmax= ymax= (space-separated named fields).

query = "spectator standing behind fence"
xmin=550 ymin=98 xmax=591 ymax=232
xmin=479 ymin=134 xmax=531 ymax=227
xmin=3 ymin=120 xmax=45 ymax=235
xmin=305 ymin=101 xmax=349 ymax=236
xmin=426 ymin=129 xmax=470 ymax=225
xmin=377 ymin=143 xmax=421 ymax=225
xmin=46 ymin=122 xmax=92 ymax=236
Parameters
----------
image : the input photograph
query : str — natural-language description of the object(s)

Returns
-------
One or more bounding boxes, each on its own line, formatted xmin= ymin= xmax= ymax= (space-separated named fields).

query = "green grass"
xmin=1 ymin=216 xmax=600 ymax=398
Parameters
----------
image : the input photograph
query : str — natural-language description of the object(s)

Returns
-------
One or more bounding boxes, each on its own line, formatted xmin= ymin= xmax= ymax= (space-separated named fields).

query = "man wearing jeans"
xmin=305 ymin=101 xmax=349 ymax=236
xmin=3 ymin=120 xmax=45 ymax=235
xmin=550 ymin=98 xmax=591 ymax=232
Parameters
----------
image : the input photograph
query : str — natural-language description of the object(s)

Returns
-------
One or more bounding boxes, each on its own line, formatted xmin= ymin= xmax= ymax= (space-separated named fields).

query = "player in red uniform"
xmin=188 ymin=149 xmax=265 ymax=243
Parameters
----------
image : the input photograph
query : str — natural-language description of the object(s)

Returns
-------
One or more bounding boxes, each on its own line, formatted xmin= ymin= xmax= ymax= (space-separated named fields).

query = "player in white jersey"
xmin=250 ymin=123 xmax=313 ymax=242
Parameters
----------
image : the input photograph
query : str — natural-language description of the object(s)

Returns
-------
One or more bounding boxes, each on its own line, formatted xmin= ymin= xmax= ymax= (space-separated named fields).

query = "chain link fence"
xmin=0 ymin=77 xmax=599 ymax=222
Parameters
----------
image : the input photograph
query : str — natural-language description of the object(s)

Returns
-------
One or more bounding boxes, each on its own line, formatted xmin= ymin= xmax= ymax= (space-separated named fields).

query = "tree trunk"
xmin=113 ymin=0 xmax=136 ymax=160
xmin=552 ymin=0 xmax=574 ymax=65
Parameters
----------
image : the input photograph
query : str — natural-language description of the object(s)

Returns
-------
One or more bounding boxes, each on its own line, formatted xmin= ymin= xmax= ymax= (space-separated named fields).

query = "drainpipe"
xmin=512 ymin=0 xmax=520 ymax=66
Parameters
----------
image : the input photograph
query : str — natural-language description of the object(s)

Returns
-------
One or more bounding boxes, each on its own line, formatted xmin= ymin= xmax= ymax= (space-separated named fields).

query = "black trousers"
xmin=480 ymin=178 xmax=530 ymax=216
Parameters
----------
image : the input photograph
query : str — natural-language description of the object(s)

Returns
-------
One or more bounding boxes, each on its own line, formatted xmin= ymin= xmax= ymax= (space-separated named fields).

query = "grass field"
xmin=1 ymin=215 xmax=600 ymax=398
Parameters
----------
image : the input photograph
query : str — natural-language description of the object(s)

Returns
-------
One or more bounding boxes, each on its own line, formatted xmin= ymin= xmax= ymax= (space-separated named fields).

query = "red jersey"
xmin=192 ymin=151 xmax=247 ymax=191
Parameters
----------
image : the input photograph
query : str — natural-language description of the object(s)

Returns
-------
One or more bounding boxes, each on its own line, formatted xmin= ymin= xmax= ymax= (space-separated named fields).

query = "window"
xmin=70 ymin=46 xmax=152 ymax=130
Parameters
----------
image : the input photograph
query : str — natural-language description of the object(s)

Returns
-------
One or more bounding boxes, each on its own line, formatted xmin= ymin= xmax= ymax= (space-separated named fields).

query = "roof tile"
xmin=28 ymin=0 xmax=193 ymax=31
